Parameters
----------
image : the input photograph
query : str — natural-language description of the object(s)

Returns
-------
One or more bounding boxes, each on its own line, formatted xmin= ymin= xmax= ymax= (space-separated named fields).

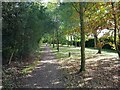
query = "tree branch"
xmin=72 ymin=3 xmax=79 ymax=13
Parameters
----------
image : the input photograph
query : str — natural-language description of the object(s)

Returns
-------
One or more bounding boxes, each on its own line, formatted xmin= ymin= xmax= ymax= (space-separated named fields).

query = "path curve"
xmin=22 ymin=46 xmax=65 ymax=88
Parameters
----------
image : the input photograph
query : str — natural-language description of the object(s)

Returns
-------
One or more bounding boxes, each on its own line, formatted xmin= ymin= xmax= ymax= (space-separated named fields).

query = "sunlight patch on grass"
xmin=21 ymin=59 xmax=40 ymax=75
xmin=50 ymin=45 xmax=118 ymax=65
xmin=49 ymin=44 xmax=119 ymax=88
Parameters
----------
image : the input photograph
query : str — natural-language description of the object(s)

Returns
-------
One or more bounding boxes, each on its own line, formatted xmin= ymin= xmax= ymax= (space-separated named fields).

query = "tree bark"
xmin=97 ymin=48 xmax=101 ymax=54
xmin=9 ymin=49 xmax=15 ymax=65
xmin=57 ymin=29 xmax=59 ymax=52
xmin=94 ymin=31 xmax=98 ymax=48
xmin=70 ymin=35 xmax=73 ymax=46
xmin=53 ymin=30 xmax=55 ymax=48
xmin=111 ymin=2 xmax=119 ymax=58
xmin=74 ymin=35 xmax=77 ymax=47
xmin=67 ymin=35 xmax=70 ymax=47
xmin=117 ymin=30 xmax=120 ymax=58
xmin=79 ymin=2 xmax=85 ymax=72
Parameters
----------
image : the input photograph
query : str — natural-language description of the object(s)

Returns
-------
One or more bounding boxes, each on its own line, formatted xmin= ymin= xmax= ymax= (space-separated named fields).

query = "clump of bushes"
xmin=84 ymin=37 xmax=114 ymax=50
xmin=100 ymin=36 xmax=114 ymax=50
xmin=85 ymin=38 xmax=94 ymax=47
xmin=102 ymin=43 xmax=114 ymax=50
xmin=73 ymin=41 xmax=81 ymax=47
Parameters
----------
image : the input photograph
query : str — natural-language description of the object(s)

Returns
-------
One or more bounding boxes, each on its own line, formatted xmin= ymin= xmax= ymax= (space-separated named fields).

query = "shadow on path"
xmin=21 ymin=46 xmax=65 ymax=88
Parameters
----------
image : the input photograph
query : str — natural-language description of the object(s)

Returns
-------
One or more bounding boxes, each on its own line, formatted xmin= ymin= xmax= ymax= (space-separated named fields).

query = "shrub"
xmin=73 ymin=41 xmax=81 ymax=47
xmin=85 ymin=38 xmax=94 ymax=47
xmin=102 ymin=43 xmax=114 ymax=50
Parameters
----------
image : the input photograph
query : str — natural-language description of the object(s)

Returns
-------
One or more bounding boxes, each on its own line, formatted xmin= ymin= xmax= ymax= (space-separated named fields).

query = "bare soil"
xmin=21 ymin=46 xmax=65 ymax=88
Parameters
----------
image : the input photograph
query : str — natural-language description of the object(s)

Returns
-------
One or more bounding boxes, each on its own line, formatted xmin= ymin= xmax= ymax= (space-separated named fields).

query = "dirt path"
xmin=22 ymin=46 xmax=65 ymax=88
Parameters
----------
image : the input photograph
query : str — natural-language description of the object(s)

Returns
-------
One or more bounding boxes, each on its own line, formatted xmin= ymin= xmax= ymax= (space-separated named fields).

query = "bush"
xmin=85 ymin=38 xmax=94 ymax=47
xmin=100 ymin=36 xmax=114 ymax=50
xmin=73 ymin=41 xmax=81 ymax=47
xmin=102 ymin=43 xmax=114 ymax=50
xmin=101 ymin=36 xmax=114 ymax=44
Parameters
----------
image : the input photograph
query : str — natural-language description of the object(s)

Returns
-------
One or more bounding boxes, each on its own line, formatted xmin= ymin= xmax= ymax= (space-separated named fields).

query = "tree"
xmin=79 ymin=2 xmax=85 ymax=72
xmin=72 ymin=2 xmax=86 ymax=72
xmin=2 ymin=2 xmax=56 ymax=64
xmin=111 ymin=2 xmax=120 ymax=58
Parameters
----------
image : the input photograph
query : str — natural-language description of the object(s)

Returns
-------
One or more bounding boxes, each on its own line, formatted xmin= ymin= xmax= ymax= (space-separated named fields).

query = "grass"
xmin=21 ymin=59 xmax=40 ymax=75
xmin=50 ymin=44 xmax=118 ymax=60
xmin=50 ymin=44 xmax=119 ymax=88
xmin=21 ymin=45 xmax=45 ymax=75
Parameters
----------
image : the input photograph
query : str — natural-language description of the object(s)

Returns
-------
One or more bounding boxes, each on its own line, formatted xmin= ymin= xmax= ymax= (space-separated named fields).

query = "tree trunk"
xmin=53 ymin=40 xmax=55 ymax=48
xmin=94 ymin=32 xmax=98 ymax=48
xmin=57 ymin=29 xmax=59 ymax=52
xmin=75 ymin=39 xmax=77 ymax=47
xmin=9 ymin=49 xmax=15 ymax=65
xmin=67 ymin=35 xmax=69 ymax=47
xmin=111 ymin=3 xmax=119 ymax=58
xmin=97 ymin=48 xmax=101 ymax=54
xmin=79 ymin=2 xmax=85 ymax=72
xmin=97 ymin=41 xmax=103 ymax=54
xmin=53 ymin=30 xmax=55 ymax=48
xmin=74 ymin=35 xmax=77 ymax=47
xmin=117 ymin=30 xmax=120 ymax=58
xmin=70 ymin=35 xmax=72 ymax=46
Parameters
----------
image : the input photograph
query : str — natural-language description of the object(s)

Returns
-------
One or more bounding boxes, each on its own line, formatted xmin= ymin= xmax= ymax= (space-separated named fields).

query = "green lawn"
xmin=50 ymin=44 xmax=119 ymax=88
xmin=50 ymin=44 xmax=118 ymax=60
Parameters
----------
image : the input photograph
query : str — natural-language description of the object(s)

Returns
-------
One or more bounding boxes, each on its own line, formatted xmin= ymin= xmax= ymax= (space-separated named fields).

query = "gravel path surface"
xmin=22 ymin=46 xmax=65 ymax=88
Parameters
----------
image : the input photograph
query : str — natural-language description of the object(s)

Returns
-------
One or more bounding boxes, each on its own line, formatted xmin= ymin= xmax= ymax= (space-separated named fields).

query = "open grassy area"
xmin=50 ymin=44 xmax=118 ymax=60
xmin=50 ymin=44 xmax=119 ymax=88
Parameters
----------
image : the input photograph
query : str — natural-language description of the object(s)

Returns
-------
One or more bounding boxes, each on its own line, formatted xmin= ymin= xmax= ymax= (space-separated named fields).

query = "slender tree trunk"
xmin=9 ymin=48 xmax=16 ymax=65
xmin=79 ymin=2 xmax=85 ymax=72
xmin=94 ymin=31 xmax=98 ymax=48
xmin=118 ymin=32 xmax=120 ymax=58
xmin=97 ymin=48 xmax=101 ymax=54
xmin=9 ymin=51 xmax=14 ymax=65
xmin=57 ymin=29 xmax=59 ymax=52
xmin=67 ymin=35 xmax=69 ymax=47
xmin=75 ymin=39 xmax=77 ymax=47
xmin=74 ymin=35 xmax=77 ymax=47
xmin=111 ymin=3 xmax=119 ymax=58
xmin=53 ymin=30 xmax=55 ymax=48
xmin=97 ymin=40 xmax=103 ymax=54
xmin=50 ymin=41 xmax=51 ymax=46
xmin=53 ymin=39 xmax=55 ymax=48
xmin=70 ymin=35 xmax=72 ymax=46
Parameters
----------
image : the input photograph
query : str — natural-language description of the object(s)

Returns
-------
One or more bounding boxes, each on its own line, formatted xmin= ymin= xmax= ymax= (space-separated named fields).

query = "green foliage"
xmin=72 ymin=41 xmax=81 ymax=47
xmin=85 ymin=38 xmax=94 ymax=47
xmin=100 ymin=36 xmax=114 ymax=50
xmin=85 ymin=37 xmax=114 ymax=50
xmin=2 ymin=2 xmax=56 ymax=64
xmin=102 ymin=44 xmax=114 ymax=50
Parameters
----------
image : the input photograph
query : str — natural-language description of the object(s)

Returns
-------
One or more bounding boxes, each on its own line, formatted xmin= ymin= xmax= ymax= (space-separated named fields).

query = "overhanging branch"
xmin=72 ymin=3 xmax=79 ymax=13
